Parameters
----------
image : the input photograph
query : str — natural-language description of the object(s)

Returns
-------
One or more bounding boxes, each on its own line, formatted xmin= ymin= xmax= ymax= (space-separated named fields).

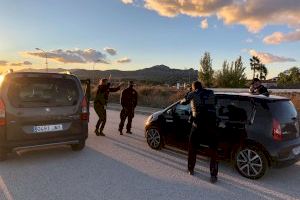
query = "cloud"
xmin=0 ymin=60 xmax=8 ymax=66
xmin=117 ymin=57 xmax=131 ymax=63
xmin=23 ymin=61 xmax=32 ymax=65
xmin=121 ymin=0 xmax=134 ymax=4
xmin=263 ymin=30 xmax=300 ymax=44
xmin=201 ymin=18 xmax=208 ymax=29
xmin=23 ymin=48 xmax=109 ymax=64
xmin=245 ymin=38 xmax=253 ymax=43
xmin=141 ymin=0 xmax=300 ymax=33
xmin=104 ymin=47 xmax=117 ymax=56
xmin=10 ymin=63 xmax=23 ymax=67
xmin=249 ymin=50 xmax=296 ymax=64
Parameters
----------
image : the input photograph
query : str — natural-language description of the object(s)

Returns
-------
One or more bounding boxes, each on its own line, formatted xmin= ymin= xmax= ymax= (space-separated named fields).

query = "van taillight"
xmin=0 ymin=99 xmax=5 ymax=126
xmin=272 ymin=118 xmax=282 ymax=141
xmin=81 ymin=97 xmax=89 ymax=121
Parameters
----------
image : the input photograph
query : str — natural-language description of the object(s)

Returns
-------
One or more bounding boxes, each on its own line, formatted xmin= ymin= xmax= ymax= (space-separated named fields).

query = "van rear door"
xmin=3 ymin=73 xmax=84 ymax=142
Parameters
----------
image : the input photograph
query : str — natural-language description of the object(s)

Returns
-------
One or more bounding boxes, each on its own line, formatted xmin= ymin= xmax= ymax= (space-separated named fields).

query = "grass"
xmin=92 ymin=85 xmax=300 ymax=111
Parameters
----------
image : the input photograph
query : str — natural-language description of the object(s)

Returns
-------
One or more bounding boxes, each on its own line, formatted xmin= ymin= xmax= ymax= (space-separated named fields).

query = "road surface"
xmin=0 ymin=109 xmax=300 ymax=200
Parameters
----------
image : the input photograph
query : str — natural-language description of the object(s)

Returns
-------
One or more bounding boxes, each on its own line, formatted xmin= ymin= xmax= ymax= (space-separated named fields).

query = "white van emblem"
xmin=45 ymin=108 xmax=51 ymax=112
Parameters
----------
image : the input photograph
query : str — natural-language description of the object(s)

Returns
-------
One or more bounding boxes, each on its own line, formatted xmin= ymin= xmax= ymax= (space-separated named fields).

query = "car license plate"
xmin=33 ymin=124 xmax=63 ymax=133
xmin=292 ymin=146 xmax=300 ymax=155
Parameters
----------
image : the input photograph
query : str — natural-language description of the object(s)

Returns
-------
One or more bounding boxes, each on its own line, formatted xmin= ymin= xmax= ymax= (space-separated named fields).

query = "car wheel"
xmin=71 ymin=140 xmax=86 ymax=151
xmin=146 ymin=127 xmax=163 ymax=150
xmin=234 ymin=145 xmax=268 ymax=179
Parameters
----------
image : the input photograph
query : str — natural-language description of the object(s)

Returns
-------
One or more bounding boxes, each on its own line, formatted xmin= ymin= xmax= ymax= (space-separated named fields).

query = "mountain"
xmin=18 ymin=65 xmax=198 ymax=85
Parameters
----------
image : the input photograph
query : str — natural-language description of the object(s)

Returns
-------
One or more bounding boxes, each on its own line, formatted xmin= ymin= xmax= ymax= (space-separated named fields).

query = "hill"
xmin=18 ymin=65 xmax=198 ymax=85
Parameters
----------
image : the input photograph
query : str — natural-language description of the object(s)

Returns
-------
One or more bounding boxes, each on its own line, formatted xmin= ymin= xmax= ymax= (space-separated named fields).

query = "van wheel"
xmin=234 ymin=145 xmax=268 ymax=179
xmin=71 ymin=140 xmax=85 ymax=151
xmin=146 ymin=127 xmax=163 ymax=150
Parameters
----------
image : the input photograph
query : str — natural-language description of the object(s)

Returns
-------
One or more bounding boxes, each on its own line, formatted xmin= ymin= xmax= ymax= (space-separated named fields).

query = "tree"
xmin=199 ymin=52 xmax=214 ymax=87
xmin=257 ymin=64 xmax=268 ymax=80
xmin=250 ymin=56 xmax=261 ymax=79
xmin=277 ymin=67 xmax=300 ymax=87
xmin=215 ymin=56 xmax=247 ymax=88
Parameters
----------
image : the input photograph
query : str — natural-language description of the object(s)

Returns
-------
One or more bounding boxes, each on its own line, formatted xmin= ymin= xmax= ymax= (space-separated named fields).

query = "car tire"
xmin=146 ymin=127 xmax=163 ymax=150
xmin=234 ymin=145 xmax=268 ymax=179
xmin=71 ymin=139 xmax=85 ymax=151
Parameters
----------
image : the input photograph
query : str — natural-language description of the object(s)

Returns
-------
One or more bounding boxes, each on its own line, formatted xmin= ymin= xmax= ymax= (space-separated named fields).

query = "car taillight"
xmin=81 ymin=97 xmax=89 ymax=121
xmin=272 ymin=118 xmax=282 ymax=141
xmin=0 ymin=99 xmax=6 ymax=126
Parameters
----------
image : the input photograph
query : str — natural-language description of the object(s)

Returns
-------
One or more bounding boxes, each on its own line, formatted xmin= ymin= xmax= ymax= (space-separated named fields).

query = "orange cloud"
xmin=263 ymin=30 xmax=300 ymax=45
xmin=132 ymin=0 xmax=300 ymax=33
xmin=249 ymin=50 xmax=296 ymax=64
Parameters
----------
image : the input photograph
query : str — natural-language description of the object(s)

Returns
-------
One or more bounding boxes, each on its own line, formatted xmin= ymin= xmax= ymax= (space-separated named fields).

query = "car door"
xmin=161 ymin=103 xmax=191 ymax=149
xmin=216 ymin=95 xmax=253 ymax=153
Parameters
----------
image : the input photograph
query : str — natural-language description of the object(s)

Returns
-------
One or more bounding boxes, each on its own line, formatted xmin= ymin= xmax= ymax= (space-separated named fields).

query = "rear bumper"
xmin=0 ymin=134 xmax=87 ymax=150
xmin=268 ymin=138 xmax=300 ymax=168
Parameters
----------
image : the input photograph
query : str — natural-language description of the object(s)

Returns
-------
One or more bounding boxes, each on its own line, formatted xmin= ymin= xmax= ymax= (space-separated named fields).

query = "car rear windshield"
xmin=7 ymin=77 xmax=79 ymax=108
xmin=268 ymin=100 xmax=298 ymax=121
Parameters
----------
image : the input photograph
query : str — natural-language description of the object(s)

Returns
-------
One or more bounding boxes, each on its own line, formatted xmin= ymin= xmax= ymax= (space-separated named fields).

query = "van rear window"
xmin=7 ymin=77 xmax=79 ymax=108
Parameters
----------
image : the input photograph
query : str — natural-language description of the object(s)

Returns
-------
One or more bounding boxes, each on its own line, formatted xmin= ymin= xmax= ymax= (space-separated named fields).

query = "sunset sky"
xmin=0 ymin=0 xmax=299 ymax=78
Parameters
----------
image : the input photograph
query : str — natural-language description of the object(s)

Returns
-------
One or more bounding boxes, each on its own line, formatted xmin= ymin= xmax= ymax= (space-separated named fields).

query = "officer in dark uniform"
xmin=118 ymin=81 xmax=138 ymax=135
xmin=249 ymin=78 xmax=269 ymax=96
xmin=94 ymin=78 xmax=121 ymax=136
xmin=180 ymin=81 xmax=218 ymax=183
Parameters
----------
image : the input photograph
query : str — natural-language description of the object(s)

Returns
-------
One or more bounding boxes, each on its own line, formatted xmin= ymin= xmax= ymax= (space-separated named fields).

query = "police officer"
xmin=249 ymin=78 xmax=269 ymax=96
xmin=94 ymin=78 xmax=122 ymax=136
xmin=180 ymin=81 xmax=218 ymax=183
xmin=118 ymin=81 xmax=138 ymax=135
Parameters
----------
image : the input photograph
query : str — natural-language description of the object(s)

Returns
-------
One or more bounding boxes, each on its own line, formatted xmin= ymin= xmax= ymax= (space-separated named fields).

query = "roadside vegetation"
xmin=91 ymin=52 xmax=299 ymax=110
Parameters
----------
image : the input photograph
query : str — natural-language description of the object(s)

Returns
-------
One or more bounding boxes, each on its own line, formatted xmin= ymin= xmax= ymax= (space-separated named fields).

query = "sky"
xmin=0 ymin=0 xmax=299 ymax=79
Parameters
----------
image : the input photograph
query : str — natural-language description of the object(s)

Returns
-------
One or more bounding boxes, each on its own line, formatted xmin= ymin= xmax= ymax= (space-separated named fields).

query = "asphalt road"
xmin=0 ymin=109 xmax=300 ymax=200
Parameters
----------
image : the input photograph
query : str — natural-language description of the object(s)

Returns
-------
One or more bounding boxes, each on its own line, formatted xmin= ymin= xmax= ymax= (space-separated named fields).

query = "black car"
xmin=0 ymin=72 xmax=90 ymax=160
xmin=145 ymin=93 xmax=300 ymax=179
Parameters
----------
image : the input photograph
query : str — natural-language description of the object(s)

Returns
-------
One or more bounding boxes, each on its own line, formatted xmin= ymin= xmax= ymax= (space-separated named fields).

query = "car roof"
xmin=215 ymin=92 xmax=289 ymax=101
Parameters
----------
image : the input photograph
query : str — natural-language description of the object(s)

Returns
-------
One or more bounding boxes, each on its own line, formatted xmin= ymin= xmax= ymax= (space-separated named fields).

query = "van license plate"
xmin=33 ymin=124 xmax=63 ymax=133
xmin=292 ymin=146 xmax=300 ymax=155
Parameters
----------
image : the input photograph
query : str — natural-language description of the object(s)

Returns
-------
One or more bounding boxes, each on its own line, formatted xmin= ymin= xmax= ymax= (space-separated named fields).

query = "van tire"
xmin=71 ymin=140 xmax=85 ymax=151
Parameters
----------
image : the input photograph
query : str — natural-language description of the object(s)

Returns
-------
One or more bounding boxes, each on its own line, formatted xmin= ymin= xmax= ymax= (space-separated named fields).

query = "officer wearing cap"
xmin=180 ymin=80 xmax=218 ymax=183
xmin=118 ymin=81 xmax=138 ymax=135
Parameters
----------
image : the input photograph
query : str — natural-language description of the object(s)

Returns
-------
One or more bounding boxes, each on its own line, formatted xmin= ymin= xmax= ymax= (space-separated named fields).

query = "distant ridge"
xmin=18 ymin=65 xmax=198 ymax=84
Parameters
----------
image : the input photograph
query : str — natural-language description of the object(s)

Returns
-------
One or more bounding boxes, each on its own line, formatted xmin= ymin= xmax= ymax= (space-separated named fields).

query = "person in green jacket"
xmin=94 ymin=78 xmax=122 ymax=136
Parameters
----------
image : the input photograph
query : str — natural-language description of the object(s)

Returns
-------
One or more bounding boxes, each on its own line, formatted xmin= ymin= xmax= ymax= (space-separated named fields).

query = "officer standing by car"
xmin=94 ymin=78 xmax=122 ymax=136
xmin=249 ymin=78 xmax=269 ymax=96
xmin=118 ymin=81 xmax=138 ymax=135
xmin=180 ymin=81 xmax=218 ymax=183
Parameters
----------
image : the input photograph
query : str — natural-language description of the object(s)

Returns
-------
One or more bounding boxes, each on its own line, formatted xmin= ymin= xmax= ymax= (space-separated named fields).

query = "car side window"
xmin=174 ymin=104 xmax=191 ymax=117
xmin=217 ymin=97 xmax=252 ymax=122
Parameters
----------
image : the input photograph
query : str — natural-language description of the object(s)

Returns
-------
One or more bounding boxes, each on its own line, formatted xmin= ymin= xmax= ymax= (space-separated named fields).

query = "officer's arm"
xmin=180 ymin=92 xmax=193 ymax=105
xmin=109 ymin=86 xmax=121 ymax=92
xmin=120 ymin=90 xmax=125 ymax=107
